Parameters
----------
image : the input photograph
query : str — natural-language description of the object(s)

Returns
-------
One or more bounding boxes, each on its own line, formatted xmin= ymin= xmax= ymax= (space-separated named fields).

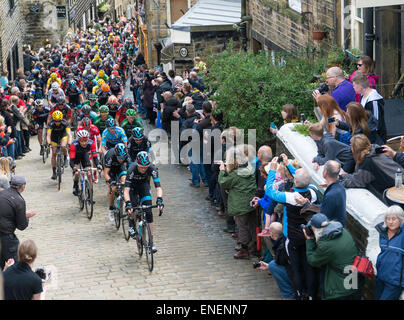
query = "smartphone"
xmin=300 ymin=113 xmax=306 ymax=123
xmin=277 ymin=155 xmax=284 ymax=163
xmin=375 ymin=147 xmax=385 ymax=154
xmin=270 ymin=122 xmax=276 ymax=129
xmin=327 ymin=117 xmax=336 ymax=124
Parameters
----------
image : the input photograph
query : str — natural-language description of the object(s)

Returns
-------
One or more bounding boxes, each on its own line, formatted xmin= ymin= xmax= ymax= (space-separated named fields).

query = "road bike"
xmin=52 ymin=144 xmax=66 ymax=191
xmin=76 ymin=167 xmax=96 ymax=220
xmin=41 ymin=125 xmax=50 ymax=164
xmin=109 ymin=181 xmax=125 ymax=230
xmin=124 ymin=201 xmax=163 ymax=272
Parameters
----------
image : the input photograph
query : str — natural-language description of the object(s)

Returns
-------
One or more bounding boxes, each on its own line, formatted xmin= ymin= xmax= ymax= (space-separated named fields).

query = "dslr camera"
xmin=316 ymin=83 xmax=329 ymax=95
xmin=253 ymin=262 xmax=261 ymax=269
xmin=300 ymin=223 xmax=314 ymax=237
xmin=35 ymin=268 xmax=51 ymax=281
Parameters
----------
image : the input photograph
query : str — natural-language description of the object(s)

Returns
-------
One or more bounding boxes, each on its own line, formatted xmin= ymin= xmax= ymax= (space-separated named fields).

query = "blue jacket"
xmin=321 ymin=182 xmax=346 ymax=226
xmin=375 ymin=222 xmax=404 ymax=287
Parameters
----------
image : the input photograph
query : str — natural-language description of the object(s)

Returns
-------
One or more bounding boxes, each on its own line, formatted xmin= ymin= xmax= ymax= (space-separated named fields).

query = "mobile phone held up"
xmin=375 ymin=147 xmax=385 ymax=154
xmin=270 ymin=122 xmax=276 ymax=130
xmin=327 ymin=117 xmax=336 ymax=124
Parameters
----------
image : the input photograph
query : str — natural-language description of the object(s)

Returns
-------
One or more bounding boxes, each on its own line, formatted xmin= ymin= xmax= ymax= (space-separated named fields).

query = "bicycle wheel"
xmin=114 ymin=199 xmax=121 ymax=230
xmin=78 ymin=180 xmax=84 ymax=211
xmin=84 ymin=179 xmax=93 ymax=220
xmin=121 ymin=209 xmax=130 ymax=241
xmin=42 ymin=145 xmax=46 ymax=163
xmin=143 ymin=222 xmax=154 ymax=272
xmin=57 ymin=153 xmax=62 ymax=190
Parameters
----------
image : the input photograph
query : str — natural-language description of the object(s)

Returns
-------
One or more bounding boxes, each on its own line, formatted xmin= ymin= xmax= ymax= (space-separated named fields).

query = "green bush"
xmin=205 ymin=45 xmax=327 ymax=144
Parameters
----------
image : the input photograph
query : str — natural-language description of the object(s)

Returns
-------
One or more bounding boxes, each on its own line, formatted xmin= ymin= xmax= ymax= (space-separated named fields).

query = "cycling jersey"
xmin=104 ymin=147 xmax=128 ymax=181
xmin=48 ymin=89 xmax=66 ymax=104
xmin=47 ymin=119 xmax=70 ymax=144
xmin=93 ymin=115 xmax=113 ymax=134
xmin=110 ymin=82 xmax=122 ymax=96
xmin=107 ymin=104 xmax=119 ymax=119
xmin=77 ymin=125 xmax=100 ymax=143
xmin=125 ymin=162 xmax=160 ymax=188
xmin=32 ymin=106 xmax=50 ymax=129
xmin=120 ymin=117 xmax=143 ymax=138
xmin=69 ymin=139 xmax=99 ymax=168
xmin=101 ymin=126 xmax=127 ymax=150
xmin=127 ymin=137 xmax=152 ymax=163
xmin=49 ymin=105 xmax=72 ymax=121
xmin=46 ymin=78 xmax=62 ymax=89
xmin=96 ymin=91 xmax=111 ymax=106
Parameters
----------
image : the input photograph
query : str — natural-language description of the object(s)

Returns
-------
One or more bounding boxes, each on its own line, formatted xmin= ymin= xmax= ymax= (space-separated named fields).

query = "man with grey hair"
xmin=312 ymin=66 xmax=355 ymax=111
xmin=266 ymin=155 xmax=319 ymax=299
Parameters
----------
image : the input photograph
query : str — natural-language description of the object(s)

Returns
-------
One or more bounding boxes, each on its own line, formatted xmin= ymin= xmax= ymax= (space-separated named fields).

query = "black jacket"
xmin=393 ymin=152 xmax=404 ymax=168
xmin=271 ymin=234 xmax=290 ymax=266
xmin=336 ymin=115 xmax=383 ymax=145
xmin=0 ymin=187 xmax=28 ymax=235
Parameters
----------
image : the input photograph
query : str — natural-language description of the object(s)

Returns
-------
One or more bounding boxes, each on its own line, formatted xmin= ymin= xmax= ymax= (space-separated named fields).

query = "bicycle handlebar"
xmin=132 ymin=204 xmax=164 ymax=216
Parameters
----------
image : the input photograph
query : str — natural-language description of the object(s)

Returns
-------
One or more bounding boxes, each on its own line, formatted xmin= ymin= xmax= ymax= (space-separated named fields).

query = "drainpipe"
xmin=363 ymin=8 xmax=375 ymax=59
xmin=234 ymin=0 xmax=251 ymax=51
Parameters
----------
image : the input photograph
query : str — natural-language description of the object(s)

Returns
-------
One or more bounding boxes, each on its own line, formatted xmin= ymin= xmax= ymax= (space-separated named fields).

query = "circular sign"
xmin=179 ymin=47 xmax=188 ymax=58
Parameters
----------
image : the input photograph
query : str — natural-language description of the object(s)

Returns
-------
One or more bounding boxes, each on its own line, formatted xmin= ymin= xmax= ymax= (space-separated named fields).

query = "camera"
xmin=35 ymin=268 xmax=51 ymax=281
xmin=277 ymin=155 xmax=284 ymax=164
xmin=300 ymin=224 xmax=314 ymax=237
xmin=253 ymin=262 xmax=261 ymax=269
xmin=300 ymin=113 xmax=306 ymax=123
xmin=316 ymin=83 xmax=329 ymax=95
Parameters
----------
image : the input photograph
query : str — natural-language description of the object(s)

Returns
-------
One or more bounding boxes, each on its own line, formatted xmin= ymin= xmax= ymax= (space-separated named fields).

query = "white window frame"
xmin=288 ymin=0 xmax=302 ymax=13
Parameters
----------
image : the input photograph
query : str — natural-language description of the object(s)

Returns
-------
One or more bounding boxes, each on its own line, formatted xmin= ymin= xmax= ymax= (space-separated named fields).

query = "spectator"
xmin=0 ymin=71 xmax=11 ymax=93
xmin=352 ymin=73 xmax=386 ymax=142
xmin=314 ymin=67 xmax=355 ymax=112
xmin=381 ymin=145 xmax=404 ymax=168
xmin=255 ymin=145 xmax=273 ymax=197
xmin=339 ymin=134 xmax=402 ymax=200
xmin=23 ymin=49 xmax=38 ymax=73
xmin=308 ymin=122 xmax=355 ymax=174
xmin=265 ymin=156 xmax=319 ymax=299
xmin=375 ymin=205 xmax=404 ymax=300
xmin=350 ymin=56 xmax=378 ymax=102
xmin=0 ymin=100 xmax=16 ymax=160
xmin=194 ymin=56 xmax=207 ymax=72
xmin=0 ymin=157 xmax=11 ymax=190
xmin=9 ymin=96 xmax=25 ymax=159
xmin=218 ymin=145 xmax=257 ymax=259
xmin=270 ymin=104 xmax=298 ymax=136
xmin=143 ymin=71 xmax=157 ymax=124
xmin=257 ymin=222 xmax=295 ymax=299
xmin=304 ymin=214 xmax=363 ymax=300
xmin=2 ymin=239 xmax=43 ymax=300
xmin=172 ymin=76 xmax=184 ymax=93
xmin=0 ymin=175 xmax=37 ymax=269
xmin=336 ymin=102 xmax=383 ymax=145
xmin=188 ymin=71 xmax=205 ymax=92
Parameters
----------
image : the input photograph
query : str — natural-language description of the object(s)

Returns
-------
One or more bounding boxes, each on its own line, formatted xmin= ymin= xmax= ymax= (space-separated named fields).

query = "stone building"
xmin=0 ymin=0 xmax=25 ymax=79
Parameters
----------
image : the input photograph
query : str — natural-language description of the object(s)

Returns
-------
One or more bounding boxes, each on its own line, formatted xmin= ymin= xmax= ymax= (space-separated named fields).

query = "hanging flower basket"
xmin=312 ymin=30 xmax=325 ymax=40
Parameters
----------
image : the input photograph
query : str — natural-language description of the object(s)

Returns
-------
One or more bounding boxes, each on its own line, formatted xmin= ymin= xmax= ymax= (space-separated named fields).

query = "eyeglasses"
xmin=357 ymin=64 xmax=363 ymax=67
xmin=326 ymin=76 xmax=335 ymax=80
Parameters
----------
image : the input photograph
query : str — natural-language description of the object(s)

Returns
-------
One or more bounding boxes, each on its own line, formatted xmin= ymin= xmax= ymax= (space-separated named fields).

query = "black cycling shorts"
xmin=129 ymin=182 xmax=153 ymax=223
xmin=72 ymin=151 xmax=92 ymax=168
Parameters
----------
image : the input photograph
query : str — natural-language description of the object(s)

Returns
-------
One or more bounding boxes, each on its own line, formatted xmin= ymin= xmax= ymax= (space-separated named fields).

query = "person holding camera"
xmin=303 ymin=214 xmax=363 ymax=300
xmin=380 ymin=145 xmax=404 ymax=168
xmin=256 ymin=222 xmax=295 ymax=299
xmin=0 ymin=175 xmax=37 ymax=269
xmin=2 ymin=239 xmax=43 ymax=300
xmin=265 ymin=155 xmax=320 ymax=299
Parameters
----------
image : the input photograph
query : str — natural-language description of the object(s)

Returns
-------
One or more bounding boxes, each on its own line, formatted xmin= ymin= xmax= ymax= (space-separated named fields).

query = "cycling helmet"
xmin=113 ymin=64 xmax=119 ymax=70
xmin=87 ymin=74 xmax=94 ymax=81
xmin=50 ymin=72 xmax=58 ymax=79
xmin=34 ymin=99 xmax=44 ymax=107
xmin=114 ymin=143 xmax=127 ymax=159
xmin=111 ymin=70 xmax=119 ymax=76
xmin=97 ymin=79 xmax=105 ymax=86
xmin=85 ymin=64 xmax=91 ymax=70
xmin=51 ymin=82 xmax=60 ymax=90
xmin=88 ymin=93 xmax=97 ymax=101
xmin=107 ymin=95 xmax=118 ymax=105
xmin=136 ymin=151 xmax=150 ymax=166
xmin=110 ymin=75 xmax=116 ymax=81
xmin=77 ymin=129 xmax=90 ymax=140
xmin=131 ymin=127 xmax=144 ymax=140
xmin=52 ymin=110 xmax=63 ymax=121
xmin=69 ymin=80 xmax=76 ymax=87
xmin=56 ymin=97 xmax=65 ymax=105
xmin=99 ymin=105 xmax=109 ymax=114
xmin=101 ymin=84 xmax=110 ymax=92
xmin=126 ymin=109 xmax=136 ymax=117
xmin=106 ymin=118 xmax=115 ymax=128
xmin=122 ymin=98 xmax=132 ymax=108
xmin=98 ymin=70 xmax=105 ymax=78
xmin=82 ymin=117 xmax=92 ymax=129
xmin=82 ymin=105 xmax=91 ymax=115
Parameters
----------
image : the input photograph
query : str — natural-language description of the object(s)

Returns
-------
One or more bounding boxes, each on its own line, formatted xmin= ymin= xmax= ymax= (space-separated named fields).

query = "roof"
xmin=171 ymin=0 xmax=241 ymax=32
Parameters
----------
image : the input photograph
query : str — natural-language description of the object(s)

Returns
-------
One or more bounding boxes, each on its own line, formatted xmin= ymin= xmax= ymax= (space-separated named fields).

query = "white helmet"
xmin=76 ymin=130 xmax=90 ymax=139
xmin=51 ymin=82 xmax=59 ymax=90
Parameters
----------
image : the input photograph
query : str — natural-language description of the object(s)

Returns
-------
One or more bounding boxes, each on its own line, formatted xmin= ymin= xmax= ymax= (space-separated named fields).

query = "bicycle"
xmin=52 ymin=144 xmax=66 ymax=191
xmin=41 ymin=125 xmax=50 ymax=164
xmin=109 ymin=181 xmax=125 ymax=230
xmin=76 ymin=167 xmax=96 ymax=220
xmin=124 ymin=202 xmax=163 ymax=272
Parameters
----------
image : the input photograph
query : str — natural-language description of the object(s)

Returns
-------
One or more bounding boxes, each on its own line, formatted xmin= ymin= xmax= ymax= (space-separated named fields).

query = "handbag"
xmin=351 ymin=255 xmax=375 ymax=279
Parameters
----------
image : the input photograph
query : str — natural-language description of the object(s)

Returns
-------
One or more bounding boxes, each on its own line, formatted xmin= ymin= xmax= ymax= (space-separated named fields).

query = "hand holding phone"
xmin=327 ymin=117 xmax=336 ymax=124
xmin=375 ymin=146 xmax=385 ymax=154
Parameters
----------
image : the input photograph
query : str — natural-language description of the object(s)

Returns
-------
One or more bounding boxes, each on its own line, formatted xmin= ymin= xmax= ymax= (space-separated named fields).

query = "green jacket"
xmin=218 ymin=163 xmax=256 ymax=216
xmin=306 ymin=221 xmax=362 ymax=300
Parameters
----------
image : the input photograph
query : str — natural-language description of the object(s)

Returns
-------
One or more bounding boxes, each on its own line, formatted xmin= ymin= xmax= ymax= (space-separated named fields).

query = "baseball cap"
xmin=308 ymin=213 xmax=329 ymax=228
xmin=10 ymin=175 xmax=27 ymax=186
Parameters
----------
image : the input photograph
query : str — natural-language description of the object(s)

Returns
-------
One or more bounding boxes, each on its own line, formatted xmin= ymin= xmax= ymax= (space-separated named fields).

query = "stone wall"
xmin=0 ymin=0 xmax=24 ymax=78
xmin=248 ymin=0 xmax=336 ymax=53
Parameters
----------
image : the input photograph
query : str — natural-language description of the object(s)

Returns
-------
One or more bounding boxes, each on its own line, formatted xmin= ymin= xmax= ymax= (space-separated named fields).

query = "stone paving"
xmin=13 ymin=84 xmax=282 ymax=300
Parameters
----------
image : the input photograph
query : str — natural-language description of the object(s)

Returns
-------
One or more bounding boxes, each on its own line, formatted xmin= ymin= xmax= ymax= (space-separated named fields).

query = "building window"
xmin=352 ymin=5 xmax=364 ymax=51
xmin=9 ymin=0 xmax=15 ymax=14
xmin=288 ymin=0 xmax=302 ymax=13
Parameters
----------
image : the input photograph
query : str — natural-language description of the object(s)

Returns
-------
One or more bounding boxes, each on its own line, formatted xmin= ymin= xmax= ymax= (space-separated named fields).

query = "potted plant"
xmin=97 ymin=1 xmax=110 ymax=19
xmin=312 ymin=24 xmax=326 ymax=40
xmin=327 ymin=46 xmax=346 ymax=67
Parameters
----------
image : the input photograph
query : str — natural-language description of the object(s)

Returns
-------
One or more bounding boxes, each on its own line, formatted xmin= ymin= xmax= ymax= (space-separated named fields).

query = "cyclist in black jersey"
xmin=127 ymin=127 xmax=154 ymax=164
xmin=124 ymin=151 xmax=163 ymax=253
xmin=32 ymin=99 xmax=50 ymax=155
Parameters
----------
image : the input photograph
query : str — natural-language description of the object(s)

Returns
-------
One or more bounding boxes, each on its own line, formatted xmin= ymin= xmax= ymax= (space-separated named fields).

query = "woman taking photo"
xmin=340 ymin=134 xmax=402 ymax=200
xmin=2 ymin=239 xmax=43 ymax=300
xmin=350 ymin=56 xmax=379 ymax=102
xmin=335 ymin=102 xmax=383 ymax=145
xmin=375 ymin=205 xmax=404 ymax=300
xmin=270 ymin=104 xmax=298 ymax=136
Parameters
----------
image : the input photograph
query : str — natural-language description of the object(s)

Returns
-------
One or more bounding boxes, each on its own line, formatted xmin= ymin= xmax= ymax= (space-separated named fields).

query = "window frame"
xmin=288 ymin=0 xmax=302 ymax=14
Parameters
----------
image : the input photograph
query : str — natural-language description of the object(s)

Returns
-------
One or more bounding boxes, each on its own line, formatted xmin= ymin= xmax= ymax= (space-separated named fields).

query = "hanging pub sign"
xmin=56 ymin=5 xmax=67 ymax=19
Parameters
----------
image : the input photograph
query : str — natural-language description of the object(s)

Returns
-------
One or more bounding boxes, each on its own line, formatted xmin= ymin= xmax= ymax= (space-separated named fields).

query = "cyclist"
xmin=46 ymin=72 xmax=62 ymax=94
xmin=92 ymin=78 xmax=105 ymax=95
xmin=48 ymin=97 xmax=72 ymax=125
xmin=121 ymin=110 xmax=143 ymax=138
xmin=84 ymin=75 xmax=97 ymax=96
xmin=94 ymin=105 xmax=113 ymax=134
xmin=106 ymin=95 xmax=119 ymax=120
xmin=83 ymin=64 xmax=97 ymax=79
xmin=65 ymin=80 xmax=84 ymax=120
xmin=115 ymin=97 xmax=133 ymax=124
xmin=124 ymin=151 xmax=163 ymax=253
xmin=47 ymin=82 xmax=65 ymax=108
xmin=100 ymin=118 xmax=127 ymax=154
xmin=32 ymin=99 xmax=50 ymax=156
xmin=77 ymin=104 xmax=98 ymax=125
xmin=70 ymin=130 xmax=102 ymax=195
xmin=104 ymin=143 xmax=129 ymax=222
xmin=127 ymin=127 xmax=153 ymax=164
xmin=96 ymin=83 xmax=112 ymax=106
xmin=82 ymin=93 xmax=100 ymax=114
xmin=109 ymin=74 xmax=124 ymax=98
xmin=46 ymin=110 xmax=72 ymax=180
xmin=95 ymin=70 xmax=109 ymax=83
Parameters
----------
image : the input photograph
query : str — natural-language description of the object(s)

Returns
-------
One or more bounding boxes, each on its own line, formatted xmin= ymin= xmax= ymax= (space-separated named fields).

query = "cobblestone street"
xmin=15 ymin=127 xmax=281 ymax=300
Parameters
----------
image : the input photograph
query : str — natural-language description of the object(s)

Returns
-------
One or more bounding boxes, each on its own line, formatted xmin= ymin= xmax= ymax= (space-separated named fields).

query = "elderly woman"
xmin=218 ymin=144 xmax=257 ymax=259
xmin=375 ymin=205 xmax=404 ymax=300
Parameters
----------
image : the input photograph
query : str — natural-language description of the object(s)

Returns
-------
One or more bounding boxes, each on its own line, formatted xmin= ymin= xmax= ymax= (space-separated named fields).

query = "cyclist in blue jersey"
xmin=100 ymin=118 xmax=127 ymax=154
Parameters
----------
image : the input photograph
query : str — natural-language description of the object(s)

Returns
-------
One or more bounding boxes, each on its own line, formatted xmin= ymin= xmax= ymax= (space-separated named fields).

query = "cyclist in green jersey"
xmin=82 ymin=93 xmax=100 ymax=114
xmin=120 ymin=109 xmax=143 ymax=138
xmin=94 ymin=105 xmax=113 ymax=134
